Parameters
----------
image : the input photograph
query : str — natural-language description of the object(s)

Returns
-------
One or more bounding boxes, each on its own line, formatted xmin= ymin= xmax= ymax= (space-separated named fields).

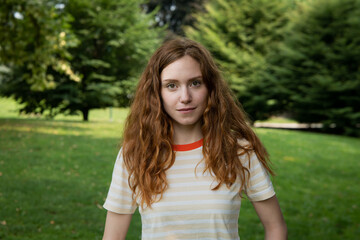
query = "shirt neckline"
xmin=172 ymin=139 xmax=203 ymax=151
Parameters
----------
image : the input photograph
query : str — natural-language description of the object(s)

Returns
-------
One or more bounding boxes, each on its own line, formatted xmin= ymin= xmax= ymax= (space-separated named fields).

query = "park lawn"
xmin=0 ymin=97 xmax=359 ymax=239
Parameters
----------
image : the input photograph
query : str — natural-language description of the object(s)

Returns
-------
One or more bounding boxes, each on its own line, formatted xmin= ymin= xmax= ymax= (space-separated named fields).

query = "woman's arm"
xmin=251 ymin=195 xmax=287 ymax=240
xmin=103 ymin=211 xmax=133 ymax=240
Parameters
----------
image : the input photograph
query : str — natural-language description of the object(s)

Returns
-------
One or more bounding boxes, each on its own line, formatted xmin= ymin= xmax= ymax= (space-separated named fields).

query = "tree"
xmin=1 ymin=0 xmax=165 ymax=121
xmin=144 ymin=0 xmax=204 ymax=35
xmin=268 ymin=0 xmax=360 ymax=136
xmin=185 ymin=0 xmax=291 ymax=122
xmin=63 ymin=0 xmax=164 ymax=120
xmin=0 ymin=0 xmax=78 ymax=91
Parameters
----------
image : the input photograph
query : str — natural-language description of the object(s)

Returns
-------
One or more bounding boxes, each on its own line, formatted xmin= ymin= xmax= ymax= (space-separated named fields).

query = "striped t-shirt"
xmin=103 ymin=139 xmax=275 ymax=239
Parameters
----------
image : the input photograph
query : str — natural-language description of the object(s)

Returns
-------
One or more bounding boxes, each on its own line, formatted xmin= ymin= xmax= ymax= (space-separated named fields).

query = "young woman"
xmin=102 ymin=38 xmax=287 ymax=240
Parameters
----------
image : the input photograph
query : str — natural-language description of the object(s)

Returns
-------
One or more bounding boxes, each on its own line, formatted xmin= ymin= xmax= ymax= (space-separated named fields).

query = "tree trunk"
xmin=82 ymin=108 xmax=89 ymax=121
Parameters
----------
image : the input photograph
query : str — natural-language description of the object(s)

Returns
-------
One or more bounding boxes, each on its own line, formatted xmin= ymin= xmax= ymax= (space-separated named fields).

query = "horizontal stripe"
xmin=151 ymin=199 xmax=241 ymax=208
xmin=144 ymin=204 xmax=241 ymax=214
xmin=247 ymin=186 xmax=273 ymax=199
xmin=169 ymin=181 xmax=209 ymax=187
xmin=113 ymin=174 xmax=129 ymax=185
xmin=249 ymin=179 xmax=268 ymax=190
xmin=163 ymin=190 xmax=238 ymax=197
xmin=169 ymin=163 xmax=205 ymax=170
xmin=106 ymin=195 xmax=133 ymax=206
xmin=166 ymin=238 xmax=239 ymax=240
xmin=248 ymin=191 xmax=276 ymax=202
xmin=103 ymin=204 xmax=135 ymax=214
xmin=167 ymin=182 xmax=242 ymax=192
xmin=250 ymin=171 xmax=264 ymax=181
xmin=175 ymin=154 xmax=204 ymax=161
xmin=143 ymin=235 xmax=239 ymax=240
xmin=109 ymin=182 xmax=133 ymax=194
xmin=249 ymin=163 xmax=260 ymax=172
xmin=167 ymin=172 xmax=211 ymax=179
xmin=142 ymin=224 xmax=239 ymax=238
xmin=108 ymin=191 xmax=133 ymax=202
xmin=141 ymin=209 xmax=238 ymax=219
xmin=144 ymin=227 xmax=239 ymax=238
xmin=104 ymin=198 xmax=136 ymax=209
xmin=143 ymin=218 xmax=238 ymax=229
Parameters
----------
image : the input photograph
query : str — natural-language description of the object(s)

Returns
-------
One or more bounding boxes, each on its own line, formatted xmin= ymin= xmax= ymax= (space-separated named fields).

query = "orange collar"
xmin=172 ymin=139 xmax=203 ymax=151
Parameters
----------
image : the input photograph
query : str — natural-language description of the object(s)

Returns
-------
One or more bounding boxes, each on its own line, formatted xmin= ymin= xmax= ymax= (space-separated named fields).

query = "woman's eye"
xmin=191 ymin=80 xmax=201 ymax=87
xmin=167 ymin=83 xmax=177 ymax=89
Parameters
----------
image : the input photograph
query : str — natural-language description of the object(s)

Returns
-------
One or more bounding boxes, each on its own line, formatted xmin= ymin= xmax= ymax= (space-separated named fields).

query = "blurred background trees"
xmin=267 ymin=0 xmax=360 ymax=136
xmin=0 ymin=0 xmax=164 ymax=120
xmin=143 ymin=0 xmax=204 ymax=35
xmin=0 ymin=0 xmax=76 ymax=91
xmin=0 ymin=0 xmax=359 ymax=135
xmin=186 ymin=0 xmax=359 ymax=136
xmin=186 ymin=0 xmax=291 ymax=122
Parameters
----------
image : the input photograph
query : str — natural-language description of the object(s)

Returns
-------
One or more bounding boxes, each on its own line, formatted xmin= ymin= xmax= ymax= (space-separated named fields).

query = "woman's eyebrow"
xmin=189 ymin=76 xmax=203 ymax=80
xmin=162 ymin=76 xmax=203 ymax=82
xmin=162 ymin=79 xmax=179 ymax=82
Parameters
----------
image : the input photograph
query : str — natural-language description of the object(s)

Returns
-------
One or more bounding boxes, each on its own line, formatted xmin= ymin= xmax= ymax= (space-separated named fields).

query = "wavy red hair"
xmin=122 ymin=38 xmax=274 ymax=208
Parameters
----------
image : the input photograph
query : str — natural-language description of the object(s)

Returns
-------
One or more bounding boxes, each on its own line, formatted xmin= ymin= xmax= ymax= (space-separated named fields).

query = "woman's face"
xmin=160 ymin=55 xmax=208 ymax=131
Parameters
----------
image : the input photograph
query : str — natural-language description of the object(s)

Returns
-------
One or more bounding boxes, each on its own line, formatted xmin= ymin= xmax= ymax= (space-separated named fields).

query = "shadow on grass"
xmin=0 ymin=129 xmax=134 ymax=240
xmin=0 ymin=119 xmax=125 ymax=141
xmin=0 ymin=118 xmax=92 ymax=127
xmin=255 ymin=125 xmax=360 ymax=138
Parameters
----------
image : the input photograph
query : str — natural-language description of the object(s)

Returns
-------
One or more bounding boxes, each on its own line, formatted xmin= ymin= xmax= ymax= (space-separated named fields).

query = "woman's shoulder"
xmin=237 ymin=138 xmax=249 ymax=146
xmin=236 ymin=138 xmax=255 ymax=165
xmin=237 ymin=138 xmax=253 ymax=149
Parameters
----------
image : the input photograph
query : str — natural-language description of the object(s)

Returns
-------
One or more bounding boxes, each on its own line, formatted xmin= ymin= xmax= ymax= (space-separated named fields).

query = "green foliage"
xmin=61 ymin=0 xmax=164 ymax=120
xmin=0 ymin=0 xmax=77 ymax=91
xmin=0 ymin=0 xmax=165 ymax=121
xmin=268 ymin=0 xmax=360 ymax=136
xmin=144 ymin=0 xmax=205 ymax=35
xmin=186 ymin=0 xmax=291 ymax=121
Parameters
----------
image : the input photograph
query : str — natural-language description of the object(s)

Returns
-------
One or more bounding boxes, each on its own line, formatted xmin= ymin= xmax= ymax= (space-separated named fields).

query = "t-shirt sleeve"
xmin=241 ymin=151 xmax=276 ymax=202
xmin=103 ymin=149 xmax=138 ymax=214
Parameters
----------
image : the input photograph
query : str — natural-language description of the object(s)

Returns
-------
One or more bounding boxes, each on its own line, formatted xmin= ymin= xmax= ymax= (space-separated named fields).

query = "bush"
xmin=268 ymin=0 xmax=360 ymax=136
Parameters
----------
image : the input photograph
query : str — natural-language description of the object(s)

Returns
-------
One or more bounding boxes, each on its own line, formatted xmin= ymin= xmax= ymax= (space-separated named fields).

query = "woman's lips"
xmin=177 ymin=107 xmax=196 ymax=113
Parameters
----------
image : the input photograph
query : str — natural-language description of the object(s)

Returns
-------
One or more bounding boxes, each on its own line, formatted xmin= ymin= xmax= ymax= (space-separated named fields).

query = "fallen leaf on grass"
xmin=283 ymin=156 xmax=295 ymax=162
xmin=50 ymin=220 xmax=55 ymax=225
xmin=0 ymin=172 xmax=2 ymax=176
xmin=1 ymin=220 xmax=6 ymax=225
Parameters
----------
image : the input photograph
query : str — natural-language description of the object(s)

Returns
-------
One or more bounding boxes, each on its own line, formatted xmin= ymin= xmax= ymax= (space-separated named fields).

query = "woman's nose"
xmin=180 ymin=87 xmax=192 ymax=103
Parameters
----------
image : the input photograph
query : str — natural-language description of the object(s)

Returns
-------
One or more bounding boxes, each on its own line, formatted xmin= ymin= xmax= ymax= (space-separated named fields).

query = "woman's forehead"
xmin=161 ymin=56 xmax=200 ymax=79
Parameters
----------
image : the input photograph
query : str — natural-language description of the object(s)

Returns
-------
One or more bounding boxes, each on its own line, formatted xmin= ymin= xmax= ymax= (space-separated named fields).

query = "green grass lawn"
xmin=0 ymin=97 xmax=359 ymax=239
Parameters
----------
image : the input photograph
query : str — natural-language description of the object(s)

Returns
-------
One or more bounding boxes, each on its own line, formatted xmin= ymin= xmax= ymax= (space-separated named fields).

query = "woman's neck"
xmin=172 ymin=122 xmax=203 ymax=145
